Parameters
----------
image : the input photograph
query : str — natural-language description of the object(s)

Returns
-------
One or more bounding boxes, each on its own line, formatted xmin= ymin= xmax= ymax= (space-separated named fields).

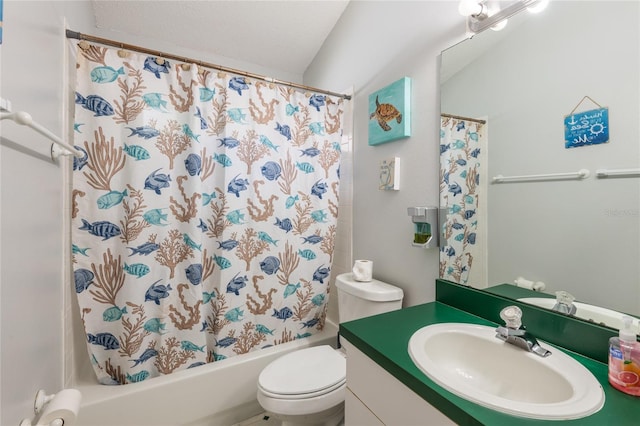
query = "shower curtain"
xmin=439 ymin=116 xmax=485 ymax=286
xmin=72 ymin=44 xmax=345 ymax=385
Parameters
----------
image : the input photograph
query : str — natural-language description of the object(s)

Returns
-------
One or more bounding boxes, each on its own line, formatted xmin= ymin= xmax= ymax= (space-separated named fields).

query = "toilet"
xmin=256 ymin=272 xmax=404 ymax=426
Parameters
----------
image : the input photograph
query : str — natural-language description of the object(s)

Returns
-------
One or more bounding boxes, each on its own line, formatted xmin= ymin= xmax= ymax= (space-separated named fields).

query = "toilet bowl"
xmin=257 ymin=345 xmax=346 ymax=426
xmin=256 ymin=273 xmax=404 ymax=426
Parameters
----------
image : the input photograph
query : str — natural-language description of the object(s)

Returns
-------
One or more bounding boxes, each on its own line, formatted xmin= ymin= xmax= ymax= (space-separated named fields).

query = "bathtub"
xmin=73 ymin=321 xmax=338 ymax=426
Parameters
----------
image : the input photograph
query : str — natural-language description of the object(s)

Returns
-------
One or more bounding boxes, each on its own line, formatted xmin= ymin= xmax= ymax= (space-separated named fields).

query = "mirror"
xmin=439 ymin=1 xmax=640 ymax=329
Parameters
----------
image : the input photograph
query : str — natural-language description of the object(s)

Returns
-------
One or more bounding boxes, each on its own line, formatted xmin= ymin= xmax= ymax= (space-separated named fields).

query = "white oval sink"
xmin=408 ymin=323 xmax=604 ymax=420
xmin=519 ymin=297 xmax=640 ymax=331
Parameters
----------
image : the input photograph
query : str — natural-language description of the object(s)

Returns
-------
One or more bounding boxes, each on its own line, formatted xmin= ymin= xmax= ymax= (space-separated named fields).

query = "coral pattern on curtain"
xmin=71 ymin=44 xmax=344 ymax=385
xmin=439 ymin=116 xmax=483 ymax=285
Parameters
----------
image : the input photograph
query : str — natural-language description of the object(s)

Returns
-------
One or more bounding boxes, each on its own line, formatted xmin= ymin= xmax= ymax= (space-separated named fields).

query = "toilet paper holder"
xmin=407 ymin=206 xmax=444 ymax=249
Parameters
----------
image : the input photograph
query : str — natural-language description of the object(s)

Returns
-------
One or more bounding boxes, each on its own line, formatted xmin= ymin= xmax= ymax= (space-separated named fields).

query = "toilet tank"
xmin=335 ymin=273 xmax=404 ymax=323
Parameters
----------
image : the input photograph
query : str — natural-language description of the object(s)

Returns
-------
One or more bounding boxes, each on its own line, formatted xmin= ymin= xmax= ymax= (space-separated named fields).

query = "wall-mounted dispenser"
xmin=407 ymin=206 xmax=440 ymax=248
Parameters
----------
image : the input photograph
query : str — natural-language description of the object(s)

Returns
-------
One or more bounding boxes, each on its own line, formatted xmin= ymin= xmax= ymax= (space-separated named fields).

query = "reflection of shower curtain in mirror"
xmin=439 ymin=116 xmax=486 ymax=287
xmin=72 ymin=44 xmax=345 ymax=385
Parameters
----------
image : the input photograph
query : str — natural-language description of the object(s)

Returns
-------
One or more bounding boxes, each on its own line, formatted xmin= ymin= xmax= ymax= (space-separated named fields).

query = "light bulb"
xmin=458 ymin=0 xmax=484 ymax=17
xmin=528 ymin=0 xmax=549 ymax=14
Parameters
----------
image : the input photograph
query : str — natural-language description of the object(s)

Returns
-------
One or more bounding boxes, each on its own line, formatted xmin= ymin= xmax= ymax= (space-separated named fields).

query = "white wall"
xmin=441 ymin=1 xmax=640 ymax=315
xmin=305 ymin=1 xmax=464 ymax=306
xmin=0 ymin=1 xmax=309 ymax=423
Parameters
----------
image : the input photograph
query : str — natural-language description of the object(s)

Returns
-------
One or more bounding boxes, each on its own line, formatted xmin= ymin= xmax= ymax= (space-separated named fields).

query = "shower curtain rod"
xmin=66 ymin=30 xmax=351 ymax=101
xmin=441 ymin=113 xmax=486 ymax=125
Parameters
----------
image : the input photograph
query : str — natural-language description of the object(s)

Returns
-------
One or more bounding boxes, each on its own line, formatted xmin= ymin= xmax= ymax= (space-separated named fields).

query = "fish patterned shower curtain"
xmin=439 ymin=116 xmax=484 ymax=286
xmin=71 ymin=43 xmax=344 ymax=385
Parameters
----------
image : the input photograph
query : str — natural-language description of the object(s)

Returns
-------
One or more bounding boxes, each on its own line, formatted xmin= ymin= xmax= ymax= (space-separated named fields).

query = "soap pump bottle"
xmin=608 ymin=316 xmax=640 ymax=396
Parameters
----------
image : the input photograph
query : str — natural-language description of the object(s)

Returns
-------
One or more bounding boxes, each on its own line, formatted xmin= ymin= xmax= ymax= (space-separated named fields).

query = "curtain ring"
xmin=78 ymin=40 xmax=90 ymax=50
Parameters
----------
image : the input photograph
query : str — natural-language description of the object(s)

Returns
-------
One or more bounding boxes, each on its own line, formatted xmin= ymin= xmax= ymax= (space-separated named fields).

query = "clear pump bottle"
xmin=608 ymin=316 xmax=640 ymax=396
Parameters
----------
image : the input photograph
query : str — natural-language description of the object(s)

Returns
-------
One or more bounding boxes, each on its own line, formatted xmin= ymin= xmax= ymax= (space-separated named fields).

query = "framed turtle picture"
xmin=368 ymin=77 xmax=411 ymax=145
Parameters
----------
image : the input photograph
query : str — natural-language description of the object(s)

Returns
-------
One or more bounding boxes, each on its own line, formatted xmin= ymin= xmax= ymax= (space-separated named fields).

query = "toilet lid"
xmin=258 ymin=345 xmax=346 ymax=396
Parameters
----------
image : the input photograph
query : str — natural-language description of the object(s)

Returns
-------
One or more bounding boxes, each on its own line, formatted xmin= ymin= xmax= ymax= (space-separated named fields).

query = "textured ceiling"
xmin=91 ymin=0 xmax=351 ymax=77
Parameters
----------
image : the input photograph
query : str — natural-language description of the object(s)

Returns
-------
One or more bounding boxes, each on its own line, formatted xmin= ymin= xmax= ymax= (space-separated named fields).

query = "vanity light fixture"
xmin=459 ymin=0 xmax=548 ymax=35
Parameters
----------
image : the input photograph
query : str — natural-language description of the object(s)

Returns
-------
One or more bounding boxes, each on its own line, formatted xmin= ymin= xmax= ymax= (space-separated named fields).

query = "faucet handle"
xmin=500 ymin=305 xmax=522 ymax=329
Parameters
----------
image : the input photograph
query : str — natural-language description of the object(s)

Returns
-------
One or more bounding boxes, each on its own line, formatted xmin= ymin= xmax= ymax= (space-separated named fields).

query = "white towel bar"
xmin=596 ymin=168 xmax=640 ymax=178
xmin=492 ymin=169 xmax=590 ymax=184
xmin=1 ymin=111 xmax=83 ymax=158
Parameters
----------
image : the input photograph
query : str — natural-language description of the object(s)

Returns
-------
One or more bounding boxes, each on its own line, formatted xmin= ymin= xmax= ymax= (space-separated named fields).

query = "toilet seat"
xmin=258 ymin=345 xmax=346 ymax=399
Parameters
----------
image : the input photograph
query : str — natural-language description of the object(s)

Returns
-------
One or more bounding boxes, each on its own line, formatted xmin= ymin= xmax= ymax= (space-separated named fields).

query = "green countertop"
xmin=339 ymin=302 xmax=640 ymax=425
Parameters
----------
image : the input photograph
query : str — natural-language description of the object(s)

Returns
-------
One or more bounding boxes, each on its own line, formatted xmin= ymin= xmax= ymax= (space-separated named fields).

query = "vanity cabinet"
xmin=342 ymin=338 xmax=455 ymax=426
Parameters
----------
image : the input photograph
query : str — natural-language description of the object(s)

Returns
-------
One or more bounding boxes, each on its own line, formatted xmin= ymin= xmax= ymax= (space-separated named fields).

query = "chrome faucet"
xmin=495 ymin=306 xmax=551 ymax=357
xmin=552 ymin=291 xmax=577 ymax=316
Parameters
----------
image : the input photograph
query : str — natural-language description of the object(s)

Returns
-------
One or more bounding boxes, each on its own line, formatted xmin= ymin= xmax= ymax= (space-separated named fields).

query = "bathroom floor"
xmin=232 ymin=413 xmax=280 ymax=426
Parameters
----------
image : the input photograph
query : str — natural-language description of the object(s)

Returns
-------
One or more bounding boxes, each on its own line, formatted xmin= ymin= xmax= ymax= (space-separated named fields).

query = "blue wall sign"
xmin=564 ymin=107 xmax=609 ymax=148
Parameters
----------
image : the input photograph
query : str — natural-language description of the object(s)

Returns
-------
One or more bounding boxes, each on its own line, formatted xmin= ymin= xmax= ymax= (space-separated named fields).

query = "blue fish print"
xmin=227 ymin=175 xmax=249 ymax=197
xmin=470 ymin=148 xmax=481 ymax=158
xmin=285 ymin=103 xmax=299 ymax=115
xmin=311 ymin=210 xmax=327 ymax=223
xmin=183 ymin=233 xmax=202 ymax=251
xmin=226 ymin=273 xmax=248 ymax=296
xmin=259 ymin=135 xmax=279 ymax=152
xmin=213 ymin=153 xmax=233 ymax=167
xmin=451 ymin=222 xmax=464 ymax=230
xmin=217 ymin=239 xmax=239 ymax=251
xmin=311 ymin=180 xmax=328 ymax=199
xmin=188 ymin=362 xmax=206 ymax=369
xmin=456 ymin=121 xmax=466 ymax=131
xmin=455 ymin=159 xmax=467 ymax=166
xmin=261 ymin=161 xmax=282 ymax=181
xmin=309 ymin=94 xmax=325 ymax=111
xmin=73 ymin=123 xmax=84 ymax=133
xmin=90 ymin=66 xmax=125 ymax=83
xmin=126 ymin=126 xmax=160 ymax=139
xmin=217 ymin=137 xmax=240 ymax=148
xmin=275 ymin=122 xmax=292 ymax=140
xmin=283 ymin=283 xmax=301 ymax=298
xmin=259 ymin=256 xmax=280 ymax=275
xmin=143 ymin=56 xmax=171 ymax=78
xmin=257 ymin=231 xmax=278 ymax=246
xmin=467 ymin=233 xmax=477 ymax=244
xmin=185 ymin=264 xmax=203 ymax=285
xmin=296 ymin=333 xmax=312 ymax=339
xmin=227 ymin=108 xmax=247 ymax=124
xmin=126 ymin=370 xmax=150 ymax=383
xmin=79 ymin=219 xmax=121 ymax=240
xmin=74 ymin=268 xmax=94 ymax=293
xmin=301 ymin=317 xmax=320 ymax=329
xmin=285 ymin=195 xmax=299 ymax=209
xmin=72 ymin=146 xmax=88 ymax=171
xmin=145 ymin=280 xmax=172 ymax=305
xmin=131 ymin=348 xmax=158 ymax=366
xmin=194 ymin=106 xmax=208 ymax=129
xmin=440 ymin=144 xmax=451 ymax=154
xmin=302 ymin=235 xmax=323 ymax=244
xmin=142 ymin=93 xmax=168 ymax=112
xmin=199 ymin=87 xmax=216 ymax=102
xmin=123 ymin=263 xmax=150 ymax=278
xmin=448 ymin=182 xmax=462 ymax=196
xmin=75 ymin=92 xmax=114 ymax=116
xmin=298 ymin=249 xmax=316 ymax=260
xmin=228 ymin=77 xmax=249 ymax=95
xmin=227 ymin=209 xmax=245 ymax=225
xmin=215 ymin=336 xmax=237 ymax=348
xmin=144 ymin=168 xmax=171 ymax=195
xmin=311 ymin=294 xmax=326 ymax=306
xmin=445 ymin=246 xmax=456 ymax=257
xmin=212 ymin=253 xmax=230 ymax=270
xmin=143 ymin=208 xmax=168 ymax=226
xmin=72 ymin=244 xmax=90 ymax=256
xmin=224 ymin=307 xmax=244 ymax=322
xmin=272 ymin=307 xmax=293 ymax=321
xmin=97 ymin=189 xmax=128 ymax=209
xmin=464 ymin=209 xmax=476 ymax=220
xmin=203 ymin=291 xmax=216 ymax=304
xmin=300 ymin=147 xmax=320 ymax=157
xmin=202 ymin=192 xmax=217 ymax=206
xmin=275 ymin=217 xmax=292 ymax=233
xmin=103 ymin=305 xmax=127 ymax=322
xmin=143 ymin=319 xmax=166 ymax=334
xmin=213 ymin=353 xmax=228 ymax=361
xmin=87 ymin=332 xmax=120 ymax=350
xmin=197 ymin=218 xmax=208 ymax=232
xmin=185 ymin=153 xmax=202 ymax=176
xmin=256 ymin=324 xmax=274 ymax=335
xmin=181 ymin=340 xmax=205 ymax=352
xmin=127 ymin=242 xmax=160 ymax=256
xmin=182 ymin=124 xmax=200 ymax=142
xmin=296 ymin=162 xmax=315 ymax=174
xmin=469 ymin=132 xmax=479 ymax=141
xmin=123 ymin=144 xmax=150 ymax=161
xmin=309 ymin=122 xmax=325 ymax=135
xmin=313 ymin=265 xmax=330 ymax=283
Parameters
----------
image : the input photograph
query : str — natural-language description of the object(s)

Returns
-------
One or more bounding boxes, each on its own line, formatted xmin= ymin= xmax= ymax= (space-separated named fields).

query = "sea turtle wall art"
xmin=368 ymin=77 xmax=411 ymax=145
